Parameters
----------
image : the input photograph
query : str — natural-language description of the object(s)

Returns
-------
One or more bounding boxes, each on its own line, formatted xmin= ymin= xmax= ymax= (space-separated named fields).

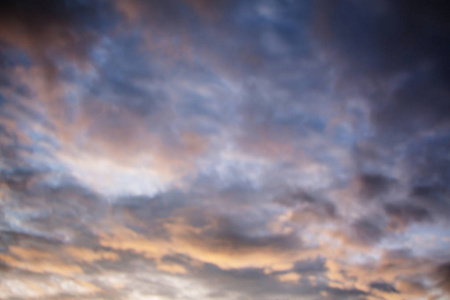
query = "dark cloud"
xmin=180 ymin=212 xmax=302 ymax=253
xmin=292 ymin=258 xmax=326 ymax=274
xmin=350 ymin=219 xmax=384 ymax=246
xmin=357 ymin=173 xmax=396 ymax=201
xmin=205 ymin=225 xmax=299 ymax=251
xmin=325 ymin=287 xmax=368 ymax=299
xmin=0 ymin=0 xmax=117 ymax=80
xmin=404 ymin=134 xmax=450 ymax=186
xmin=0 ymin=230 xmax=64 ymax=251
xmin=0 ymin=168 xmax=43 ymax=191
xmin=384 ymin=202 xmax=431 ymax=231
xmin=290 ymin=201 xmax=337 ymax=224
xmin=311 ymin=2 xmax=450 ymax=263
xmin=410 ymin=184 xmax=450 ymax=222
xmin=434 ymin=262 xmax=450 ymax=294
xmin=274 ymin=189 xmax=318 ymax=206
xmin=369 ymin=281 xmax=398 ymax=293
xmin=191 ymin=265 xmax=317 ymax=300
xmin=314 ymin=0 xmax=450 ymax=77
xmin=313 ymin=0 xmax=450 ymax=194
xmin=372 ymin=66 xmax=450 ymax=140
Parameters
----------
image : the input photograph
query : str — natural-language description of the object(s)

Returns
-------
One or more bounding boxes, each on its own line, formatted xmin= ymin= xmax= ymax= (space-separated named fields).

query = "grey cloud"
xmin=87 ymin=34 xmax=170 ymax=116
xmin=384 ymin=202 xmax=431 ymax=231
xmin=292 ymin=258 xmax=326 ymax=274
xmin=0 ymin=168 xmax=44 ymax=191
xmin=189 ymin=263 xmax=328 ymax=300
xmin=274 ymin=188 xmax=339 ymax=225
xmin=203 ymin=225 xmax=300 ymax=252
xmin=404 ymin=134 xmax=450 ymax=187
xmin=0 ymin=230 xmax=64 ymax=253
xmin=0 ymin=175 xmax=107 ymax=248
xmin=274 ymin=189 xmax=319 ymax=206
xmin=350 ymin=219 xmax=384 ymax=246
xmin=290 ymin=201 xmax=337 ymax=224
xmin=372 ymin=67 xmax=450 ymax=140
xmin=409 ymin=184 xmax=450 ymax=223
xmin=369 ymin=281 xmax=398 ymax=293
xmin=357 ymin=173 xmax=397 ymax=201
xmin=324 ymin=287 xmax=368 ymax=299
xmin=171 ymin=209 xmax=303 ymax=254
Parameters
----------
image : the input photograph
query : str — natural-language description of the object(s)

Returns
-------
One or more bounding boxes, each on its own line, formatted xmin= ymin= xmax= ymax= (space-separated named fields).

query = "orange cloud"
xmin=156 ymin=262 xmax=187 ymax=274
xmin=99 ymin=218 xmax=324 ymax=274
xmin=0 ymin=252 xmax=83 ymax=276
xmin=277 ymin=272 xmax=301 ymax=283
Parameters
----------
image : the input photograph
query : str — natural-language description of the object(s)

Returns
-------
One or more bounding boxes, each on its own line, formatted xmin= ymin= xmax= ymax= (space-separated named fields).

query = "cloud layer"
xmin=0 ymin=1 xmax=449 ymax=299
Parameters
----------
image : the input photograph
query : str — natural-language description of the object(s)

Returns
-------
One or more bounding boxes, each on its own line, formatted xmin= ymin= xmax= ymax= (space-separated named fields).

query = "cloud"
xmin=369 ymin=281 xmax=398 ymax=293
xmin=64 ymin=246 xmax=119 ymax=263
xmin=349 ymin=219 xmax=384 ymax=246
xmin=0 ymin=1 xmax=449 ymax=299
xmin=356 ymin=173 xmax=396 ymax=201
xmin=0 ymin=276 xmax=102 ymax=299
xmin=313 ymin=0 xmax=450 ymax=78
xmin=276 ymin=272 xmax=301 ymax=283
xmin=98 ymin=212 xmax=311 ymax=272
xmin=384 ymin=202 xmax=431 ymax=231
xmin=395 ymin=279 xmax=428 ymax=297
xmin=0 ymin=0 xmax=117 ymax=81
xmin=0 ymin=249 xmax=83 ymax=276
xmin=434 ymin=262 xmax=450 ymax=294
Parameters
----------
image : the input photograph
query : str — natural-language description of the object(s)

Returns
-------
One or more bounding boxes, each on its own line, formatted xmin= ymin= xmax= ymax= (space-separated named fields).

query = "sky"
xmin=0 ymin=0 xmax=449 ymax=299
